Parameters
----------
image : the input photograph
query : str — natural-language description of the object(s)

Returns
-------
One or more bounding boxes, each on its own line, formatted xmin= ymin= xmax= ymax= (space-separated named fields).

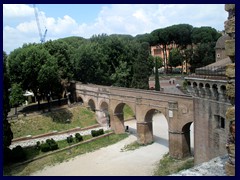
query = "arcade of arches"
xmin=71 ymin=82 xmax=194 ymax=160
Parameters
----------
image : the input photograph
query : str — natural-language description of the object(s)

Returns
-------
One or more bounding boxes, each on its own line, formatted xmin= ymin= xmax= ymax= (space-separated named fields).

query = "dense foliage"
xmin=91 ymin=129 xmax=104 ymax=137
xmin=5 ymin=24 xmax=221 ymax=99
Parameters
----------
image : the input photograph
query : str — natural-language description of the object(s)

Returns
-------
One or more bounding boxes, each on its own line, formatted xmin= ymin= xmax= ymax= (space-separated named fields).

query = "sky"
xmin=3 ymin=4 xmax=228 ymax=54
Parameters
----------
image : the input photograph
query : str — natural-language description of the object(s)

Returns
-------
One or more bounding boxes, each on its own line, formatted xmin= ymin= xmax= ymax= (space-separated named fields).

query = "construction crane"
xmin=33 ymin=4 xmax=47 ymax=43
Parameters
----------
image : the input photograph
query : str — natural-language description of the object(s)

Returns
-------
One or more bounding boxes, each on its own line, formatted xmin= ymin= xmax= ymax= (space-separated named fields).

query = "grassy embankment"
xmin=11 ymin=105 xmax=134 ymax=139
xmin=5 ymin=105 xmax=134 ymax=175
xmin=153 ymin=153 xmax=194 ymax=176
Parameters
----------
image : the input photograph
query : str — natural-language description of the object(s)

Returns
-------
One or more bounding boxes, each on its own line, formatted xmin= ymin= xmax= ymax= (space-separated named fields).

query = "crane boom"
xmin=33 ymin=4 xmax=47 ymax=43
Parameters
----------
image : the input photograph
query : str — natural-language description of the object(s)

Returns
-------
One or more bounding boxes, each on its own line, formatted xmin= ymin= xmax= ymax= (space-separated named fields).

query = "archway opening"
xmin=77 ymin=96 xmax=84 ymax=105
xmin=113 ymin=103 xmax=135 ymax=134
xmin=88 ymin=99 xmax=96 ymax=112
xmin=96 ymin=101 xmax=109 ymax=126
xmin=144 ymin=109 xmax=169 ymax=147
xmin=182 ymin=122 xmax=194 ymax=156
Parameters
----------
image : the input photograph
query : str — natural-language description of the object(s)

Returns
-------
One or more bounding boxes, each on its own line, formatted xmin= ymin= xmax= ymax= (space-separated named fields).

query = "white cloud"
xmin=3 ymin=4 xmax=34 ymax=18
xmin=3 ymin=4 xmax=228 ymax=54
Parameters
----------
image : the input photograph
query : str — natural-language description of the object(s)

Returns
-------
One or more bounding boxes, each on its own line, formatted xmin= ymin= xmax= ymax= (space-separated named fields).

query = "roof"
xmin=195 ymin=57 xmax=232 ymax=76
xmin=215 ymin=34 xmax=231 ymax=49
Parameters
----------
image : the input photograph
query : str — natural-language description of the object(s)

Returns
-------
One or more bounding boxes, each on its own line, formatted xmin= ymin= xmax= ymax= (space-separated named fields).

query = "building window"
xmin=154 ymin=49 xmax=161 ymax=55
xmin=215 ymin=115 xmax=225 ymax=129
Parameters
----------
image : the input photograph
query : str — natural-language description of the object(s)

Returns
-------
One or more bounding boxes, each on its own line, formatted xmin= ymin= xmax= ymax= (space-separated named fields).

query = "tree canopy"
xmin=5 ymin=23 xmax=221 ymax=96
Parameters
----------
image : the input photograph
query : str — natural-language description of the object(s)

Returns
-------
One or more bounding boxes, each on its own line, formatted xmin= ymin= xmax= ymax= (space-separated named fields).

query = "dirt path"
xmin=31 ymin=114 xmax=171 ymax=176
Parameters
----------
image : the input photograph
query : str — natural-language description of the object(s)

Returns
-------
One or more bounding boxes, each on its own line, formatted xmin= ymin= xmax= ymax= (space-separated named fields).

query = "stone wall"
xmin=193 ymin=96 xmax=230 ymax=164
xmin=224 ymin=4 xmax=235 ymax=176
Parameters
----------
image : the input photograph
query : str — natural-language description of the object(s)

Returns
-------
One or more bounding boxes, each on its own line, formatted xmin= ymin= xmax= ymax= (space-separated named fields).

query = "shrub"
xmin=49 ymin=139 xmax=59 ymax=151
xmin=40 ymin=139 xmax=59 ymax=152
xmin=75 ymin=133 xmax=83 ymax=142
xmin=67 ymin=135 xmax=74 ymax=144
xmin=36 ymin=141 xmax=41 ymax=150
xmin=40 ymin=143 xmax=50 ymax=152
xmin=11 ymin=145 xmax=26 ymax=162
xmin=3 ymin=147 xmax=13 ymax=164
xmin=91 ymin=129 xmax=104 ymax=137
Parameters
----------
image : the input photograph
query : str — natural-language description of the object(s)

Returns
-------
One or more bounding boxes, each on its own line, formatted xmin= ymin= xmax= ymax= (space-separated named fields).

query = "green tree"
xmin=110 ymin=61 xmax=131 ymax=87
xmin=190 ymin=43 xmax=216 ymax=72
xmin=150 ymin=28 xmax=170 ymax=74
xmin=191 ymin=26 xmax=221 ymax=44
xmin=9 ymin=83 xmax=24 ymax=116
xmin=131 ymin=42 xmax=153 ymax=89
xmin=169 ymin=48 xmax=183 ymax=68
xmin=38 ymin=57 xmax=61 ymax=111
xmin=3 ymin=51 xmax=13 ymax=150
xmin=189 ymin=26 xmax=221 ymax=72
xmin=154 ymin=56 xmax=162 ymax=91
xmin=7 ymin=44 xmax=62 ymax=109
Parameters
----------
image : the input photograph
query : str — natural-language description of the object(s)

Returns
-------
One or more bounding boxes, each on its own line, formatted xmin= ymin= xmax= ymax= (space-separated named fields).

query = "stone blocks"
xmin=225 ymin=40 xmax=235 ymax=57
xmin=226 ymin=83 xmax=235 ymax=99
xmin=226 ymin=106 xmax=235 ymax=121
xmin=226 ymin=63 xmax=235 ymax=78
xmin=137 ymin=122 xmax=153 ymax=145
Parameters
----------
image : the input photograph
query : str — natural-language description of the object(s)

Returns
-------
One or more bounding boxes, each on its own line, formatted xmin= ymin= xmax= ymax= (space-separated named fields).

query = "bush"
xmin=75 ymin=133 xmax=83 ymax=142
xmin=67 ymin=135 xmax=74 ymax=144
xmin=40 ymin=143 xmax=50 ymax=152
xmin=36 ymin=141 xmax=41 ymax=150
xmin=3 ymin=147 xmax=13 ymax=164
xmin=11 ymin=145 xmax=26 ymax=162
xmin=91 ymin=129 xmax=104 ymax=137
xmin=40 ymin=138 xmax=59 ymax=152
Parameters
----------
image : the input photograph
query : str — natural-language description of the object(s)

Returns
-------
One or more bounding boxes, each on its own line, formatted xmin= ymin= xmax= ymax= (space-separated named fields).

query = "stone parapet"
xmin=226 ymin=106 xmax=235 ymax=121
xmin=225 ymin=40 xmax=235 ymax=58
xmin=226 ymin=63 xmax=235 ymax=78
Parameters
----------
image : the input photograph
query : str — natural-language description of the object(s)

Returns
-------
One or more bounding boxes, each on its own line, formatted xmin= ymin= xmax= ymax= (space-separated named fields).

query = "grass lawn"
xmin=10 ymin=106 xmax=97 ymax=139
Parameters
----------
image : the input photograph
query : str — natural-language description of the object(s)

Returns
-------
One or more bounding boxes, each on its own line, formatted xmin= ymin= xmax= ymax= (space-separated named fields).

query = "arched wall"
xmin=110 ymin=101 xmax=136 ymax=134
xmin=88 ymin=99 xmax=96 ymax=111
xmin=74 ymin=82 xmax=194 ymax=159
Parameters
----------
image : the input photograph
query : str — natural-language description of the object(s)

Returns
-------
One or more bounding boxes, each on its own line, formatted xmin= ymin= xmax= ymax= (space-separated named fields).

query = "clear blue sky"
xmin=3 ymin=4 xmax=228 ymax=54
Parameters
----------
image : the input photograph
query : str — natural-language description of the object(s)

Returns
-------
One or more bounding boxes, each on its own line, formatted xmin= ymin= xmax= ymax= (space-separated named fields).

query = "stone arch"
xmin=96 ymin=101 xmax=110 ymax=126
xmin=205 ymin=83 xmax=210 ymax=88
xmin=100 ymin=101 xmax=109 ymax=111
xmin=199 ymin=83 xmax=204 ymax=88
xmin=181 ymin=122 xmax=194 ymax=156
xmin=212 ymin=84 xmax=219 ymax=100
xmin=220 ymin=85 xmax=226 ymax=91
xmin=77 ymin=95 xmax=84 ymax=104
xmin=141 ymin=108 xmax=169 ymax=145
xmin=88 ymin=99 xmax=96 ymax=111
xmin=113 ymin=102 xmax=135 ymax=134
xmin=193 ymin=82 xmax=198 ymax=87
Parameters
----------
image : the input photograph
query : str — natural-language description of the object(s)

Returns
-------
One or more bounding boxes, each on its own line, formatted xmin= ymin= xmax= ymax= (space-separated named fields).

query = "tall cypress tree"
xmin=155 ymin=58 xmax=160 ymax=91
xmin=131 ymin=42 xmax=153 ymax=89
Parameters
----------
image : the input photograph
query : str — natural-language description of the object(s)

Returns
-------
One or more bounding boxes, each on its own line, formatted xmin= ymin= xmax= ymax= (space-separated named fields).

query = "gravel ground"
xmin=31 ymin=114 xmax=170 ymax=176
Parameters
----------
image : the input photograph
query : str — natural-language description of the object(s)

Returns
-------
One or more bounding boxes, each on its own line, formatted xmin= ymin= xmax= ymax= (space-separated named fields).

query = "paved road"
xmin=31 ymin=114 xmax=174 ymax=176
